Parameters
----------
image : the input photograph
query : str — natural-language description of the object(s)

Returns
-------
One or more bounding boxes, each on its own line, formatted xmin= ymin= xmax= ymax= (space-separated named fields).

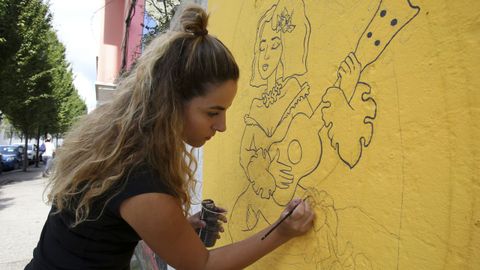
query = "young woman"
xmin=25 ymin=4 xmax=314 ymax=270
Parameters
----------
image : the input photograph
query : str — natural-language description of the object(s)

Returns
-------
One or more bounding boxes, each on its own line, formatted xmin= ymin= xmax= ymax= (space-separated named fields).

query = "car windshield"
xmin=0 ymin=146 xmax=16 ymax=154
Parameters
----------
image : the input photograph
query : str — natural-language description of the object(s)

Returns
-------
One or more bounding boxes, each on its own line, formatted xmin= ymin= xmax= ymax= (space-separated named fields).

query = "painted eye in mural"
xmin=271 ymin=38 xmax=281 ymax=50
xmin=259 ymin=40 xmax=267 ymax=52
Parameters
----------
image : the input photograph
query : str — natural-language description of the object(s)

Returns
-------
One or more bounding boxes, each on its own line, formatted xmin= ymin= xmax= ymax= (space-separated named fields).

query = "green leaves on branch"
xmin=0 ymin=0 xmax=86 ymax=140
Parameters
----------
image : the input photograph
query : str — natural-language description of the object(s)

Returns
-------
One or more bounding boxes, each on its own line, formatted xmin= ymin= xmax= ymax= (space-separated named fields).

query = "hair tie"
xmin=194 ymin=29 xmax=208 ymax=36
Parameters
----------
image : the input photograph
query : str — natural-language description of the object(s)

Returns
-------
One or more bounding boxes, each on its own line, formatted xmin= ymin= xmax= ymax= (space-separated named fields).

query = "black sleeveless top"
xmin=25 ymin=167 xmax=171 ymax=270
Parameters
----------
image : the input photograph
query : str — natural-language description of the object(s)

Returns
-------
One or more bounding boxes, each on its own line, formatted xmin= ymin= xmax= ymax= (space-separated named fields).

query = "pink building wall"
xmin=95 ymin=0 xmax=145 ymax=107
xmin=125 ymin=0 xmax=145 ymax=71
xmin=96 ymin=0 xmax=125 ymax=86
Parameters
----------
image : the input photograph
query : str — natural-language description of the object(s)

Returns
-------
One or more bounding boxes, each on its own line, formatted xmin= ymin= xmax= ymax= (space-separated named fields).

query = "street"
xmin=0 ymin=166 xmax=50 ymax=270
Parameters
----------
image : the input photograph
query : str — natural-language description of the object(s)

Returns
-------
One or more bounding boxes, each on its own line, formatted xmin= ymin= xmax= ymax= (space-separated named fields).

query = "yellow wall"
xmin=203 ymin=0 xmax=480 ymax=269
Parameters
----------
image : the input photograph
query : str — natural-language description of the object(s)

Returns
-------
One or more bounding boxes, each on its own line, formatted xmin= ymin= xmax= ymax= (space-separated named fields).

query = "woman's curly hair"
xmin=47 ymin=4 xmax=239 ymax=226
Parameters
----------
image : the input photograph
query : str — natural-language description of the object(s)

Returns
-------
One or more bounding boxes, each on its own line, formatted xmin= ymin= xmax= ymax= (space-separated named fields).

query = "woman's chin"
xmin=185 ymin=140 xmax=206 ymax=148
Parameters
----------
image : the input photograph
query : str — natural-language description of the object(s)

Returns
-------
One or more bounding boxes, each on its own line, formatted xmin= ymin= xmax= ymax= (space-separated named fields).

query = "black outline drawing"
xmin=228 ymin=0 xmax=421 ymax=269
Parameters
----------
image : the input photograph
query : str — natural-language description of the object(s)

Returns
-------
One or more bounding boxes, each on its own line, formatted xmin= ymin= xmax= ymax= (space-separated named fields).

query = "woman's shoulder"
xmin=124 ymin=165 xmax=172 ymax=195
xmin=107 ymin=164 xmax=172 ymax=216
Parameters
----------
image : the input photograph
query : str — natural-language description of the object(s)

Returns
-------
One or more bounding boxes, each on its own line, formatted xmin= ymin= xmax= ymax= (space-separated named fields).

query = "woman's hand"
xmin=188 ymin=207 xmax=228 ymax=239
xmin=276 ymin=198 xmax=315 ymax=238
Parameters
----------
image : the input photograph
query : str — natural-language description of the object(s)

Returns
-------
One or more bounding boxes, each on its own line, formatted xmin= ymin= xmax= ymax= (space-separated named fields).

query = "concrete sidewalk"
xmin=0 ymin=166 xmax=50 ymax=269
xmin=0 ymin=166 xmax=44 ymax=186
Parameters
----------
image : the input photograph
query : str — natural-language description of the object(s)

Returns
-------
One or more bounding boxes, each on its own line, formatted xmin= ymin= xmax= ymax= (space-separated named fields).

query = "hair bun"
xmin=171 ymin=4 xmax=209 ymax=37
xmin=195 ymin=29 xmax=208 ymax=36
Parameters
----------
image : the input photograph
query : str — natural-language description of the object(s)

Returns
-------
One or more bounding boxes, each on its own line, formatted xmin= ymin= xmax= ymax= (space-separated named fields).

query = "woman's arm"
xmin=120 ymin=193 xmax=313 ymax=270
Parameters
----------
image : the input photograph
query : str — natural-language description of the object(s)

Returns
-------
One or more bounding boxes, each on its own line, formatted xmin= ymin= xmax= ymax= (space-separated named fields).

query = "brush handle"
xmin=261 ymin=200 xmax=303 ymax=240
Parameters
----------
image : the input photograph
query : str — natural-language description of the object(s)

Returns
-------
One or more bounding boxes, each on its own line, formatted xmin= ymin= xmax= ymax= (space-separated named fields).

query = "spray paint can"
xmin=196 ymin=199 xmax=219 ymax=247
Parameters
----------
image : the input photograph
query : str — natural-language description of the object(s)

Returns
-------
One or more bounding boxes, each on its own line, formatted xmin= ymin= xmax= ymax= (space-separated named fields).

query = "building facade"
xmin=95 ymin=0 xmax=145 ymax=107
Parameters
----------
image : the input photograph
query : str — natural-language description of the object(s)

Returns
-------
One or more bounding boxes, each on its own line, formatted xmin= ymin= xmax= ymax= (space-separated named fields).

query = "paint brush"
xmin=261 ymin=197 xmax=310 ymax=240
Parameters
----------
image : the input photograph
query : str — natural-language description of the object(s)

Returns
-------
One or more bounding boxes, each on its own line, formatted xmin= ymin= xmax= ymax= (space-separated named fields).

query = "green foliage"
xmin=0 ymin=0 xmax=53 ymax=134
xmin=45 ymin=30 xmax=87 ymax=135
xmin=0 ymin=0 xmax=86 ymax=169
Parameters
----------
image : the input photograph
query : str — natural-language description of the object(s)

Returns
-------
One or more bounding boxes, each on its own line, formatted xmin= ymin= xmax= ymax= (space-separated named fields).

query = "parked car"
xmin=0 ymin=153 xmax=3 ymax=174
xmin=13 ymin=143 xmax=37 ymax=164
xmin=0 ymin=145 xmax=24 ymax=171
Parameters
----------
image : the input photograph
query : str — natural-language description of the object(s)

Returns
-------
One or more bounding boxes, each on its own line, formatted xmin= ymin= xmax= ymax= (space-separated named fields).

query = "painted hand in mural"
xmin=269 ymin=149 xmax=294 ymax=189
xmin=337 ymin=52 xmax=362 ymax=103
xmin=247 ymin=148 xmax=276 ymax=198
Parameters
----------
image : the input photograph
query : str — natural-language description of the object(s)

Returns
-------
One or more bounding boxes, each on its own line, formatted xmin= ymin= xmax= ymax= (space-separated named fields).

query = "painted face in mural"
xmin=182 ymin=80 xmax=238 ymax=147
xmin=257 ymin=23 xmax=282 ymax=80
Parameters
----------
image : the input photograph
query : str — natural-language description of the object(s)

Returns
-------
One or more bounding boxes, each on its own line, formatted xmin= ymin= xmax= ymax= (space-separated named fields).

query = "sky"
xmin=48 ymin=0 xmax=104 ymax=112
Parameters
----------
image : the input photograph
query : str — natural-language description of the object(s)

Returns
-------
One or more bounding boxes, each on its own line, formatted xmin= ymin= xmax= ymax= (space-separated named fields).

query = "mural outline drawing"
xmin=228 ymin=0 xmax=420 ymax=269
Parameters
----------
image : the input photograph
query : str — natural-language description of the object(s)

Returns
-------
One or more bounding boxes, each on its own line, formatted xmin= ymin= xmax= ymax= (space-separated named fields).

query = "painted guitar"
xmin=266 ymin=0 xmax=420 ymax=206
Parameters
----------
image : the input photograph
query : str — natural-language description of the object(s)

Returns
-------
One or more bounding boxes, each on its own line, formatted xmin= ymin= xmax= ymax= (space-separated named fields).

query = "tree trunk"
xmin=35 ymin=128 xmax=41 ymax=167
xmin=9 ymin=126 xmax=13 ymax=145
xmin=23 ymin=130 xmax=28 ymax=172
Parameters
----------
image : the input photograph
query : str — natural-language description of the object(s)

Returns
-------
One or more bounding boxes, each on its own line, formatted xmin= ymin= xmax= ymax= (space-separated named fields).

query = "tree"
xmin=29 ymin=29 xmax=86 ymax=167
xmin=0 ymin=0 xmax=57 ymax=170
xmin=142 ymin=0 xmax=180 ymax=45
xmin=0 ymin=0 xmax=86 ymax=170
xmin=0 ymin=0 xmax=23 ymax=107
xmin=45 ymin=29 xmax=87 ymax=137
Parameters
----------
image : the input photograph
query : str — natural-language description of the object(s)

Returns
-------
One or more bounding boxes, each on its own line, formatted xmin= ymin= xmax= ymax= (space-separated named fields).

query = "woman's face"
xmin=258 ymin=23 xmax=283 ymax=79
xmin=182 ymin=80 xmax=238 ymax=147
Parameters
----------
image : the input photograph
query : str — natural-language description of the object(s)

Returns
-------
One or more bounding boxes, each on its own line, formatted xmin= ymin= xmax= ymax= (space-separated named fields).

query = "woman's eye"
xmin=207 ymin=112 xmax=219 ymax=117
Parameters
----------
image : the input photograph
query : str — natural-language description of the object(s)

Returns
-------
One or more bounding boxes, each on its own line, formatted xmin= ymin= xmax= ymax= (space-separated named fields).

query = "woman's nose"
xmin=213 ymin=114 xmax=227 ymax=132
